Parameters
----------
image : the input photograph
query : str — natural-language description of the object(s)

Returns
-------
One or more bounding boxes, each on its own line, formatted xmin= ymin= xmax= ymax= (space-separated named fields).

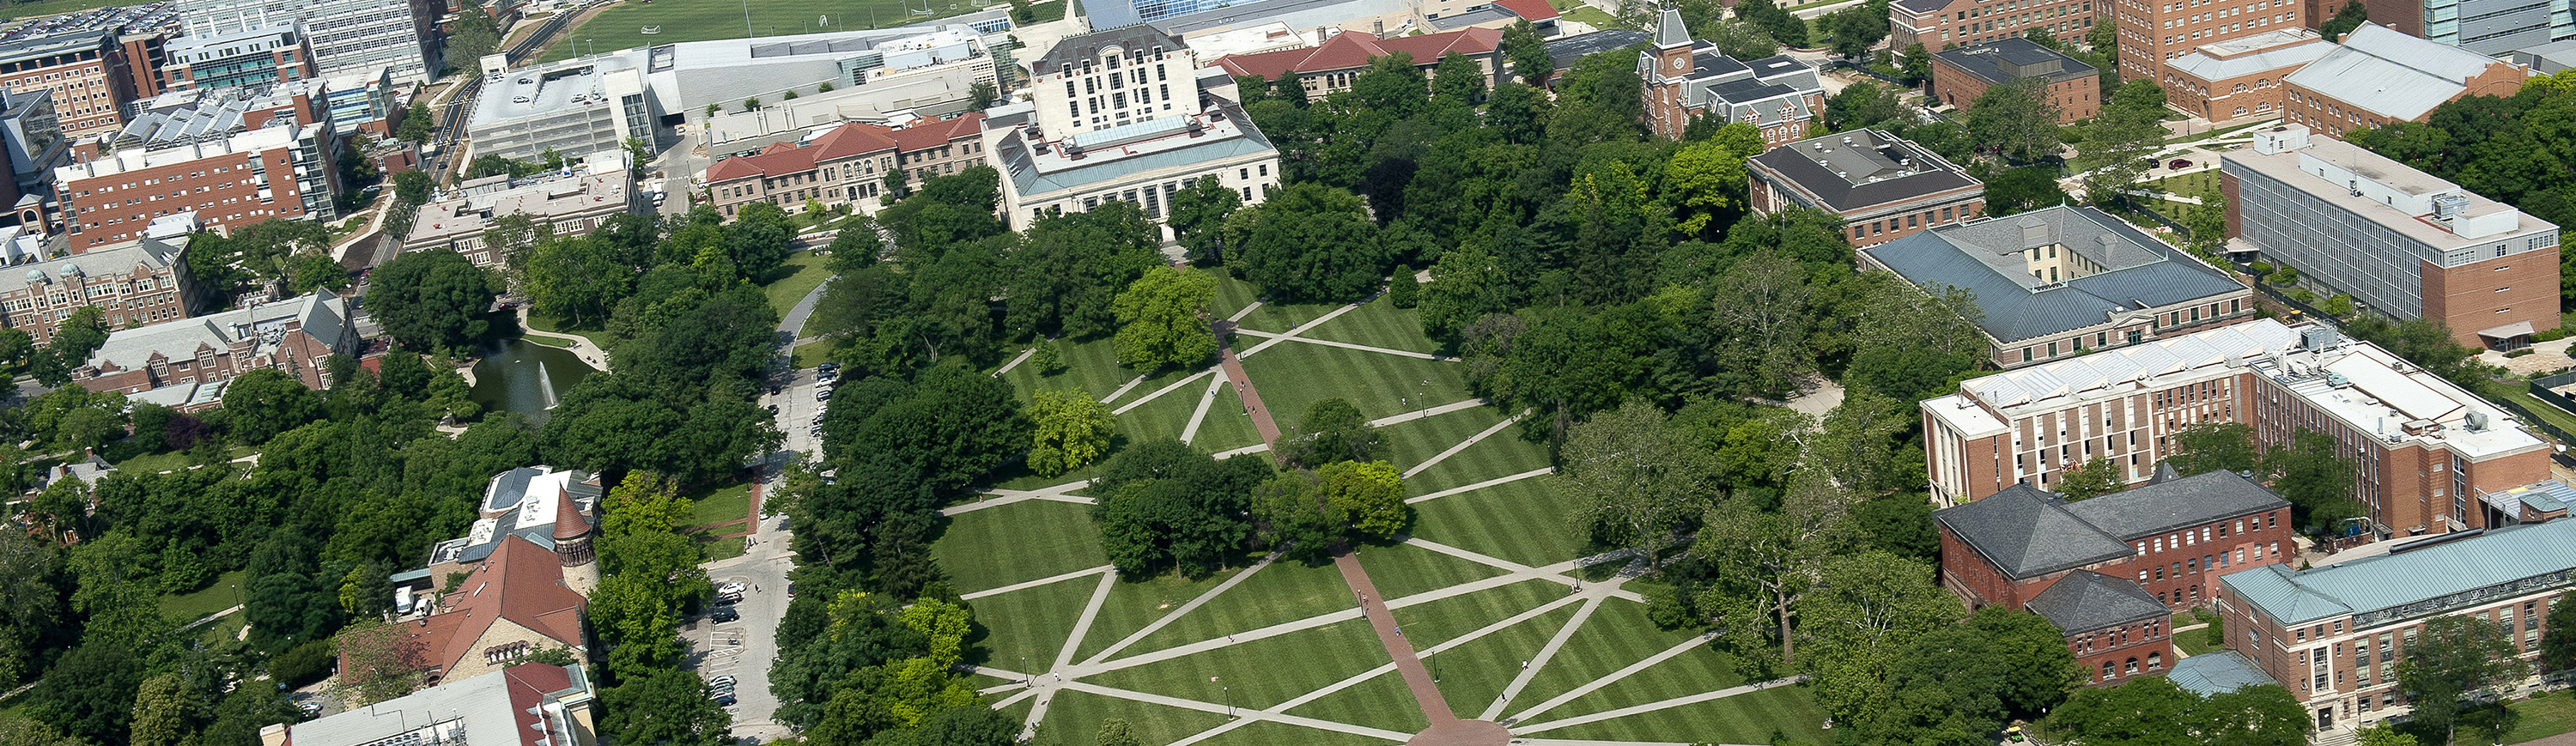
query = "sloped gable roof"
xmin=890 ymin=112 xmax=986 ymax=151
xmin=2025 ymin=570 xmax=2169 ymax=633
xmin=2287 ymin=22 xmax=2517 ymax=122
xmin=1934 ymin=484 xmax=2134 ymax=579
xmin=1493 ymin=0 xmax=1558 ymax=21
xmin=2062 ymin=470 xmax=2288 ymax=541
xmin=705 ymin=121 xmax=901 ymax=182
xmin=1212 ymin=27 xmax=1498 ymax=79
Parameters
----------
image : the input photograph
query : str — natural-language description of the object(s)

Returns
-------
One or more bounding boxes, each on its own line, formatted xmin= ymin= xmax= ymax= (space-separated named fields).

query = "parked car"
xmin=2169 ymin=158 xmax=2193 ymax=169
xmin=711 ymin=605 xmax=740 ymax=622
xmin=712 ymin=692 xmax=737 ymax=707
xmin=709 ymin=675 xmax=737 ymax=688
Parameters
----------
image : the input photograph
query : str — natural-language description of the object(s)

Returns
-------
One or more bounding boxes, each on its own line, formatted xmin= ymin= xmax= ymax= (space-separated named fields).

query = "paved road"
xmin=690 ymin=516 xmax=796 ymax=740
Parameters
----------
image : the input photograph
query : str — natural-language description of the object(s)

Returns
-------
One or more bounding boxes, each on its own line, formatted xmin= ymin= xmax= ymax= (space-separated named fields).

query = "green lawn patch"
xmin=1086 ymin=618 xmax=1389 ymax=710
xmin=1278 ymin=669 xmax=1430 ymax=736
xmin=701 ymin=534 xmax=748 ymax=561
xmin=1001 ymin=334 xmax=1185 ymax=415
xmin=1355 ymin=542 xmax=1508 ymax=602
xmin=1230 ymin=300 xmax=1347 ymax=335
xmin=1198 ymin=719 xmax=1402 ymax=746
xmin=1407 ymin=475 xmax=1586 ymax=568
xmin=1293 ymin=295 xmax=1440 ymax=355
xmin=1126 ymin=558 xmax=1352 ymax=656
xmin=1424 ymin=602 xmax=1583 ymax=718
xmin=1388 ymin=579 xmax=1565 ymax=650
xmin=1072 ymin=564 xmax=1242 ymax=663
xmin=933 ymin=500 xmax=1111 ymax=593
xmin=793 ymin=340 xmax=833 ymax=368
xmin=1564 ymin=5 xmax=1621 ymax=27
xmin=522 ymin=335 xmax=575 ymax=348
xmin=760 ymin=252 xmax=830 ymax=317
xmin=540 ymin=0 xmax=992 ymax=64
xmin=1510 ymin=599 xmax=1744 ymax=712
xmin=2506 ymin=390 xmax=2576 ymax=437
xmin=2148 ymin=170 xmax=2220 ymax=198
xmin=2176 ymin=629 xmax=2222 ymax=657
xmin=1378 ymin=406 xmax=1518 ymax=478
xmin=965 ymin=573 xmax=1101 ymax=673
xmin=1400 ymin=421 xmax=1551 ymax=496
xmin=1203 ymin=269 xmax=1261 ymax=321
xmin=1033 ymin=689 xmax=1230 ymax=746
xmin=2506 ymin=692 xmax=2576 ymax=743
xmin=1103 ymin=372 xmax=1219 ymax=449
xmin=0 ymin=0 xmax=149 ymax=21
xmin=1237 ymin=343 xmax=1473 ymax=432
xmin=689 ymin=482 xmax=752 ymax=527
xmin=113 ymin=448 xmax=197 ymax=475
xmin=158 ymin=570 xmax=248 ymax=622
xmin=1537 ymin=682 xmax=1828 ymax=744
xmin=1189 ymin=384 xmax=1265 ymax=454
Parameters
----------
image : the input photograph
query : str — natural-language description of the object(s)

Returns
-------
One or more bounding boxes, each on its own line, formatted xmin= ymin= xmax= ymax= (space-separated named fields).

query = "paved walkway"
xmin=514 ymin=306 xmax=609 ymax=371
xmin=1216 ymin=320 xmax=1282 ymax=447
xmin=1333 ymin=547 xmax=1461 ymax=727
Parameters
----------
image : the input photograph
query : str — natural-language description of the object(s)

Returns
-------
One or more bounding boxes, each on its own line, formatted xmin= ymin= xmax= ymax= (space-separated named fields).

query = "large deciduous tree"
xmin=1110 ymin=267 xmax=1218 ymax=369
xmin=1008 ymin=203 xmax=1161 ymax=341
xmin=367 ymin=248 xmax=499 ymax=353
xmin=1316 ymin=459 xmax=1407 ymax=540
xmin=2165 ymin=422 xmax=2258 ymax=476
xmin=1167 ymin=176 xmax=1242 ymax=266
xmin=1279 ymin=397 xmax=1382 ymax=469
xmin=1228 ymin=183 xmax=1388 ymax=303
xmin=1024 ymin=389 xmax=1115 ymax=477
xmin=2261 ymin=428 xmax=2362 ymax=535
xmin=2396 ymin=615 xmax=2525 ymax=742
xmin=1966 ymin=79 xmax=2064 ymax=164
xmin=1562 ymin=400 xmax=1719 ymax=553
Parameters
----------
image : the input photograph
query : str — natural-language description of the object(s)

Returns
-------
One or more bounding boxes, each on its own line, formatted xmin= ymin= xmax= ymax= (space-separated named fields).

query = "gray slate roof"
xmin=0 ymin=234 xmax=182 ymax=294
xmin=2026 ymin=570 xmax=2169 ymax=633
xmin=1933 ymin=37 xmax=2095 ymax=86
xmin=1860 ymin=205 xmax=2247 ymax=343
xmin=2223 ymin=518 xmax=2576 ymax=627
xmin=85 ymin=289 xmax=354 ymax=374
xmin=1036 ymin=22 xmax=1182 ymax=76
xmin=1545 ymin=29 xmax=1648 ymax=70
xmin=2167 ymin=650 xmax=2280 ymax=696
xmin=2064 ymin=470 xmax=2288 ymax=541
xmin=1748 ymin=129 xmax=1981 ymax=214
xmin=1654 ymin=6 xmax=1688 ymax=47
xmin=1933 ymin=484 xmax=2133 ymax=579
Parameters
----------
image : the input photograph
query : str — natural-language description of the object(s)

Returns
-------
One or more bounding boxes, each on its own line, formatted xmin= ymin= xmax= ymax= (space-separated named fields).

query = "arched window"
xmin=2102 ymin=660 xmax=2117 ymax=680
xmin=2233 ymin=82 xmax=2248 ymax=93
xmin=2257 ymin=101 xmax=2272 ymax=112
xmin=2233 ymin=106 xmax=2248 ymax=117
xmin=2148 ymin=652 xmax=2164 ymax=670
xmin=2125 ymin=658 xmax=2140 ymax=675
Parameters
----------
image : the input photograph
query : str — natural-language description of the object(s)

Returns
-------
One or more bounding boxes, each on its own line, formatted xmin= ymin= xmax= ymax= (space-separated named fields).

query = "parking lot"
xmin=681 ymin=360 xmax=825 ymax=740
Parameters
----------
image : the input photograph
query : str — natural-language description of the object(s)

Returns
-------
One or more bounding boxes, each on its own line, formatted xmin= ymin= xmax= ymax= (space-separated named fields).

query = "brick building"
xmin=2281 ymin=23 xmax=2527 ymax=137
xmin=1930 ymin=38 xmax=2099 ymax=123
xmin=2221 ymin=124 xmax=2560 ymax=348
xmin=2108 ymin=0 xmax=2306 ymax=85
xmin=1859 ymin=204 xmax=2255 ymax=371
xmin=72 ymin=289 xmax=359 ymax=408
xmin=162 ymin=24 xmax=315 ymax=93
xmin=2220 ymin=514 xmax=2576 ymax=734
xmin=1934 ymin=469 xmax=2295 ymax=682
xmin=1208 ymin=26 xmax=1504 ymax=100
xmin=0 ymin=230 xmax=202 ymax=343
xmin=408 ymin=152 xmax=639 ymax=266
xmin=1640 ymin=9 xmax=1825 ymax=144
xmin=261 ymin=663 xmax=596 ymax=746
xmin=54 ymin=117 xmax=337 ymax=249
xmin=703 ymin=116 xmax=985 ymax=220
xmin=2159 ymin=27 xmax=2330 ymax=121
xmin=1747 ymin=129 xmax=1985 ymax=246
xmin=1890 ymin=0 xmax=2099 ymax=52
xmin=0 ymin=29 xmax=147 ymax=138
xmin=341 ymin=535 xmax=590 ymax=687
xmin=1922 ymin=318 xmax=2556 ymax=541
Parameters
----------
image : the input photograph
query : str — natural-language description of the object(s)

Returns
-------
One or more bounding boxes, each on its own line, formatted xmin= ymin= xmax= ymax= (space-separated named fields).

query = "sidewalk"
xmin=515 ymin=306 xmax=610 ymax=371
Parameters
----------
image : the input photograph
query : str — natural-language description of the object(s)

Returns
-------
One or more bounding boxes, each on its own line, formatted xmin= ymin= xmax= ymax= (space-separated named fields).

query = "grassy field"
xmin=1084 ymin=619 xmax=1390 ymax=710
xmin=1409 ymin=476 xmax=1587 ymax=568
xmin=761 ymin=252 xmax=831 ymax=317
xmin=1564 ymin=5 xmax=1621 ymax=28
xmin=158 ymin=570 xmax=249 ymax=622
xmin=0 ymin=0 xmax=145 ymax=21
xmin=934 ymin=500 xmax=1109 ymax=593
xmin=965 ymin=573 xmax=1098 ymax=671
xmin=2149 ymin=170 xmax=2221 ymax=198
xmin=1424 ymin=603 xmax=1582 ymax=713
xmin=1514 ymin=601 xmax=1744 ymax=709
xmin=1026 ymin=689 xmax=1230 ymax=746
xmin=1544 ymin=684 xmax=1828 ymax=743
xmin=1237 ymin=343 xmax=1473 ymax=429
xmin=1069 ymin=567 xmax=1241 ymax=662
xmin=1124 ymin=558 xmax=1353 ymax=655
xmin=689 ymin=482 xmax=753 ymax=527
xmin=1352 ymin=542 xmax=1507 ymax=602
xmin=2508 ymin=693 xmax=2576 ymax=743
xmin=793 ymin=339 xmax=832 ymax=367
xmin=1379 ymin=407 xmax=1516 ymax=476
xmin=2506 ymin=389 xmax=2576 ymax=437
xmin=538 ymin=0 xmax=993 ymax=64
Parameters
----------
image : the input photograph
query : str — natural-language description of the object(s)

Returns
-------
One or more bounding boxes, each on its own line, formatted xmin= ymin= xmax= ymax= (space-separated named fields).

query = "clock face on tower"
xmin=1672 ymin=57 xmax=1684 ymax=69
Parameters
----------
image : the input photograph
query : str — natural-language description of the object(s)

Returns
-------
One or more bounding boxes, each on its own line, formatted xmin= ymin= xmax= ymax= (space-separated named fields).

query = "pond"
xmin=467 ymin=337 xmax=592 ymax=424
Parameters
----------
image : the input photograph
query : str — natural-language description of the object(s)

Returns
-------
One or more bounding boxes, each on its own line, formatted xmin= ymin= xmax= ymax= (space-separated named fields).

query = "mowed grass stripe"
xmin=1126 ymin=559 xmax=1352 ymax=656
xmin=1190 ymin=383 xmax=1265 ymax=453
xmin=542 ymin=0 xmax=986 ymax=64
xmin=1508 ymin=599 xmax=1743 ymax=712
xmin=1086 ymin=619 xmax=1390 ymax=710
xmin=1376 ymin=405 xmax=1517 ymax=477
xmin=1239 ymin=343 xmax=1473 ymax=435
xmin=1205 ymin=270 xmax=1261 ymax=321
xmin=1072 ymin=562 xmax=1251 ymax=662
xmin=1539 ymin=684 xmax=1829 ymax=745
xmin=933 ymin=500 xmax=1108 ymax=593
xmin=1277 ymin=668 xmax=1431 ymax=737
xmin=1039 ymin=689 xmax=1232 ymax=746
xmin=1356 ymin=541 xmax=1509 ymax=603
xmin=1423 ymin=602 xmax=1583 ymax=719
xmin=1291 ymin=295 xmax=1441 ymax=355
xmin=1233 ymin=300 xmax=1346 ymax=335
xmin=1400 ymin=418 xmax=1550 ymax=495
xmin=1406 ymin=476 xmax=1586 ymax=568
xmin=961 ymin=573 xmax=1098 ymax=675
xmin=1387 ymin=579 xmax=1565 ymax=649
xmin=1195 ymin=718 xmax=1406 ymax=746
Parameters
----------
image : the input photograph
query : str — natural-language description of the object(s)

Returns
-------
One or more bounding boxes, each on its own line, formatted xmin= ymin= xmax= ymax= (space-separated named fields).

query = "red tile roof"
xmin=343 ymin=535 xmax=587 ymax=682
xmin=704 ymin=121 xmax=902 ymax=183
xmin=1213 ymin=27 xmax=1502 ymax=80
xmin=1493 ymin=0 xmax=1559 ymax=21
xmin=890 ymin=112 xmax=985 ymax=151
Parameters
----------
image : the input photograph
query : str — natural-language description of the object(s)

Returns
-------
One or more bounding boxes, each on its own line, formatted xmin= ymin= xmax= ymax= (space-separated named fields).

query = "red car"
xmin=2169 ymin=158 xmax=2193 ymax=169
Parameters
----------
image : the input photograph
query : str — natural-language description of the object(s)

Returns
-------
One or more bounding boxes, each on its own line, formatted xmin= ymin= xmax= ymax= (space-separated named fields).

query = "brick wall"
xmin=2423 ymin=247 xmax=2560 ymax=347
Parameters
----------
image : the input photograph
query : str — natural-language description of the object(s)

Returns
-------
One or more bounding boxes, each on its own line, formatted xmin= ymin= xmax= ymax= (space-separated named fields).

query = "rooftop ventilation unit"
xmin=2300 ymin=325 xmax=2336 ymax=352
xmin=2324 ymin=371 xmax=2349 ymax=387
xmin=2433 ymin=193 xmax=2470 ymax=221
